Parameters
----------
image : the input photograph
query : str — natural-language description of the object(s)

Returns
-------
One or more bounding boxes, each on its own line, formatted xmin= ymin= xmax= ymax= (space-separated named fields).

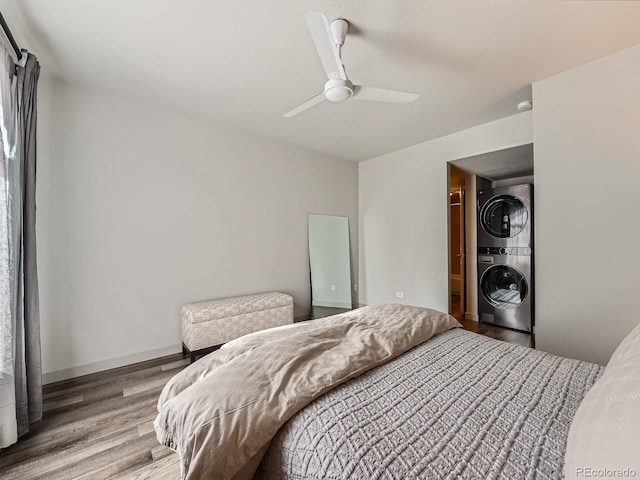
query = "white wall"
xmin=533 ymin=44 xmax=640 ymax=365
xmin=37 ymin=77 xmax=358 ymax=382
xmin=464 ymin=174 xmax=479 ymax=321
xmin=359 ymin=112 xmax=533 ymax=311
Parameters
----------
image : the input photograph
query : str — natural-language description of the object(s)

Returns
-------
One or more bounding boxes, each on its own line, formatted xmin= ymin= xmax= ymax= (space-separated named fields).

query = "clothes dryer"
xmin=477 ymin=184 xmax=533 ymax=249
xmin=477 ymin=247 xmax=533 ymax=332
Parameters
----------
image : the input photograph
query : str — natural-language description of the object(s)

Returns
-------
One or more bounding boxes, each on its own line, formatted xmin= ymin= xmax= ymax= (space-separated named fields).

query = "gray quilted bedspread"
xmin=256 ymin=328 xmax=603 ymax=480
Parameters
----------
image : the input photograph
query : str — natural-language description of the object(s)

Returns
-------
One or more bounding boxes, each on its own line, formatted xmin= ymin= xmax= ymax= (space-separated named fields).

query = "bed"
xmin=154 ymin=304 xmax=639 ymax=480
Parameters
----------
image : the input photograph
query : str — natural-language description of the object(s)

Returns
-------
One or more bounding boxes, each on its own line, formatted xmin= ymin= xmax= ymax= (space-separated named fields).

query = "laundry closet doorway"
xmin=447 ymin=143 xmax=534 ymax=325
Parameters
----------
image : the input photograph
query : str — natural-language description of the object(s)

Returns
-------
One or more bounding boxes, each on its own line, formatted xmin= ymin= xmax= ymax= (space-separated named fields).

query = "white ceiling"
xmin=2 ymin=1 xmax=640 ymax=161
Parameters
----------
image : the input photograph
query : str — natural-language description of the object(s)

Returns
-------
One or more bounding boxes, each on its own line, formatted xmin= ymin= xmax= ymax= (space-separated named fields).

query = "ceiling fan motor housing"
xmin=324 ymin=78 xmax=353 ymax=102
xmin=330 ymin=18 xmax=349 ymax=46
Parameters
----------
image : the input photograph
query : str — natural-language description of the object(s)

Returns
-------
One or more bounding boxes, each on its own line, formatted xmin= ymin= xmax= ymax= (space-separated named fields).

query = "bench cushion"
xmin=182 ymin=292 xmax=294 ymax=351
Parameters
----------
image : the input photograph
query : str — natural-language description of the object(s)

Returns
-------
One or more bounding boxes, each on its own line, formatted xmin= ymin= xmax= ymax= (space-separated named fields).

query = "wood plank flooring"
xmin=0 ymin=355 xmax=187 ymax=480
xmin=457 ymin=317 xmax=534 ymax=348
xmin=0 ymin=312 xmax=533 ymax=479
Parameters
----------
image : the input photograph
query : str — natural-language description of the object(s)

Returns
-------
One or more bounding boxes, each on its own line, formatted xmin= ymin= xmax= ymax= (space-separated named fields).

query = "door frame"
xmin=447 ymin=163 xmax=467 ymax=320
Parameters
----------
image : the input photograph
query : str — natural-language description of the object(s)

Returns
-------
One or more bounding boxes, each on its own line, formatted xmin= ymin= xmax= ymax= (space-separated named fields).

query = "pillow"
xmin=564 ymin=322 xmax=640 ymax=479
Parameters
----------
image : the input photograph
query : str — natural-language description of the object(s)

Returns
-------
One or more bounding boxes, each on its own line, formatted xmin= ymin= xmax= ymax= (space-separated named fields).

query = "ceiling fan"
xmin=283 ymin=11 xmax=420 ymax=118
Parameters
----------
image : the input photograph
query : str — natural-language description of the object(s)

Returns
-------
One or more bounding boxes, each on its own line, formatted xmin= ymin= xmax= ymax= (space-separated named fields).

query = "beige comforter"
xmin=154 ymin=303 xmax=461 ymax=480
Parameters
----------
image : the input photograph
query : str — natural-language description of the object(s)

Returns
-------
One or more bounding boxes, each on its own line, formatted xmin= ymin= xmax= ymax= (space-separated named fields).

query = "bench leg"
xmin=183 ymin=344 xmax=222 ymax=364
xmin=183 ymin=342 xmax=197 ymax=363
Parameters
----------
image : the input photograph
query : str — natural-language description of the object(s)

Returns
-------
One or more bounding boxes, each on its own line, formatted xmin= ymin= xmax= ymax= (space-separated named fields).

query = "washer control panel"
xmin=478 ymin=246 xmax=532 ymax=256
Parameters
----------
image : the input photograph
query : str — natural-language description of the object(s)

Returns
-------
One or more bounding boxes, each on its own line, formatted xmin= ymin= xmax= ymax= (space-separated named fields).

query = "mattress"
xmin=256 ymin=328 xmax=603 ymax=480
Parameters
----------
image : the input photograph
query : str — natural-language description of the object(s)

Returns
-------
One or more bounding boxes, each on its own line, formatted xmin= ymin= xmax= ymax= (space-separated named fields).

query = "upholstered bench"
xmin=181 ymin=292 xmax=294 ymax=362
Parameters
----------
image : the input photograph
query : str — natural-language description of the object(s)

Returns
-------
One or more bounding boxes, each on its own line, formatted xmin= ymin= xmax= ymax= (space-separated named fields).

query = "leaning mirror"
xmin=308 ymin=214 xmax=352 ymax=309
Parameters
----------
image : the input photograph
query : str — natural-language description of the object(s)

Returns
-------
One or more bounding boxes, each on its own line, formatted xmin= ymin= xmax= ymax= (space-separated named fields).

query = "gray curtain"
xmin=0 ymin=48 xmax=41 ymax=448
xmin=12 ymin=52 xmax=42 ymax=438
xmin=0 ymin=43 xmax=16 ymax=447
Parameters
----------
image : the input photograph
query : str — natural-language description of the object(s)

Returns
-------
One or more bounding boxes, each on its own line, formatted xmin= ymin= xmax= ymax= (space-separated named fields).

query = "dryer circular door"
xmin=480 ymin=265 xmax=528 ymax=310
xmin=480 ymin=194 xmax=528 ymax=239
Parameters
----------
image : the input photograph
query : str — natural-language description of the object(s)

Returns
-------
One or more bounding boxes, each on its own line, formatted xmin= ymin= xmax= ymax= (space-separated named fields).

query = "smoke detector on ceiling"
xmin=517 ymin=100 xmax=533 ymax=112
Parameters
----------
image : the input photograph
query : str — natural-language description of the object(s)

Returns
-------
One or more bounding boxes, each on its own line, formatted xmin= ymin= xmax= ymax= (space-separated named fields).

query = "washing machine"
xmin=477 ymin=248 xmax=533 ymax=332
xmin=478 ymin=184 xmax=533 ymax=249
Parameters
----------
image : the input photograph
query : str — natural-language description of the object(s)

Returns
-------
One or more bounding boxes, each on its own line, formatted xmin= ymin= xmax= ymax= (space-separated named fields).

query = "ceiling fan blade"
xmin=283 ymin=92 xmax=327 ymax=118
xmin=304 ymin=11 xmax=347 ymax=81
xmin=352 ymin=85 xmax=419 ymax=103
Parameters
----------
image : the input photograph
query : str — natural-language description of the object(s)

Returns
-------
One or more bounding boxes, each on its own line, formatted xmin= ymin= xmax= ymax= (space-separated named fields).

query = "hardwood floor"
xmin=0 ymin=307 xmax=533 ymax=479
xmin=301 ymin=305 xmax=354 ymax=320
xmin=0 ymin=355 xmax=187 ymax=480
xmin=457 ymin=317 xmax=534 ymax=349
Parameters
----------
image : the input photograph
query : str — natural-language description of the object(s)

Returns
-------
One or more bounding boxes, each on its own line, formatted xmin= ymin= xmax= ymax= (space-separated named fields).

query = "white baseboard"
xmin=465 ymin=313 xmax=479 ymax=321
xmin=42 ymin=343 xmax=183 ymax=385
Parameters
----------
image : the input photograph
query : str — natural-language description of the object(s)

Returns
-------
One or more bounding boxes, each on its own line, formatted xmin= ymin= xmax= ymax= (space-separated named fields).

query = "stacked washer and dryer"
xmin=477 ymin=184 xmax=533 ymax=332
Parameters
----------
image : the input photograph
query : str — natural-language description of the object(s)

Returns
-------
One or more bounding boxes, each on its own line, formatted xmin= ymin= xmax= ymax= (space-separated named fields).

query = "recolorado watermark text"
xmin=576 ymin=467 xmax=637 ymax=478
